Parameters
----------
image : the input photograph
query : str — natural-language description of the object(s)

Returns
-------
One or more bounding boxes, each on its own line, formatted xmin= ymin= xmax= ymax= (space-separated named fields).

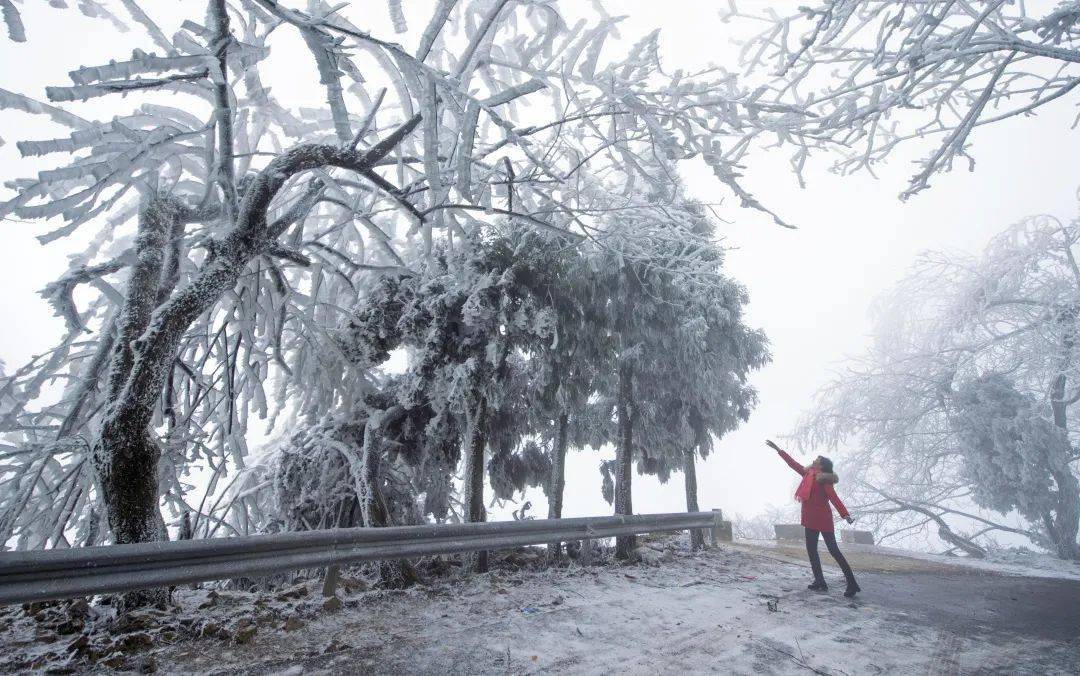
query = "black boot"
xmin=843 ymin=581 xmax=861 ymax=598
xmin=808 ymin=580 xmax=828 ymax=592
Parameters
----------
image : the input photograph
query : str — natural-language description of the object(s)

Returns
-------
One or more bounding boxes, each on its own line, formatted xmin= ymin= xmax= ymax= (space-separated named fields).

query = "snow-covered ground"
xmin=883 ymin=545 xmax=1080 ymax=582
xmin=3 ymin=534 xmax=1077 ymax=674
xmin=735 ymin=537 xmax=1080 ymax=582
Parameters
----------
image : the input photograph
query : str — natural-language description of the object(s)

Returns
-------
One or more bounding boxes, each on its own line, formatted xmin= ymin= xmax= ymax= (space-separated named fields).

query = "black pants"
xmin=805 ymin=528 xmax=857 ymax=586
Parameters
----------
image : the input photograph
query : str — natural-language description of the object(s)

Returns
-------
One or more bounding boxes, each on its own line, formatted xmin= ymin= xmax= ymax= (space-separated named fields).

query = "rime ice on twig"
xmin=724 ymin=0 xmax=1080 ymax=198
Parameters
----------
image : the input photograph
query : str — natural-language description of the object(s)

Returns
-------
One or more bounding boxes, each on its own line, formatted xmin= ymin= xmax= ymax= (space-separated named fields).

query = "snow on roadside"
xmin=736 ymin=537 xmax=1080 ymax=581
xmin=861 ymin=543 xmax=1080 ymax=582
xmin=151 ymin=537 xmax=952 ymax=675
xmin=1 ymin=534 xmax=1075 ymax=674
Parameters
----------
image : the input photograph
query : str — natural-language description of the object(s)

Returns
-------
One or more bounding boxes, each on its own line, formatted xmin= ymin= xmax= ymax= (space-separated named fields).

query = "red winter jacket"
xmin=777 ymin=450 xmax=849 ymax=532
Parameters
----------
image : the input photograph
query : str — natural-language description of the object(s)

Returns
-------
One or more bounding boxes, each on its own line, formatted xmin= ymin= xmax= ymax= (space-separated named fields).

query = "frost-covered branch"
xmin=725 ymin=0 xmax=1080 ymax=197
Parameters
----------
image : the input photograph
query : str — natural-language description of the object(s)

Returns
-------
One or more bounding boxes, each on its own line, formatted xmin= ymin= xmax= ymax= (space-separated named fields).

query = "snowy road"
xmin=732 ymin=541 xmax=1080 ymax=642
xmin=143 ymin=539 xmax=1080 ymax=676
xmin=859 ymin=569 xmax=1080 ymax=643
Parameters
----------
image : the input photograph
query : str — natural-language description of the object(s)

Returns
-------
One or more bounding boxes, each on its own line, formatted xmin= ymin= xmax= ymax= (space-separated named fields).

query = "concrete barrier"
xmin=840 ymin=529 xmax=875 ymax=545
xmin=708 ymin=509 xmax=733 ymax=544
xmin=713 ymin=520 xmax=733 ymax=543
xmin=773 ymin=524 xmax=804 ymax=542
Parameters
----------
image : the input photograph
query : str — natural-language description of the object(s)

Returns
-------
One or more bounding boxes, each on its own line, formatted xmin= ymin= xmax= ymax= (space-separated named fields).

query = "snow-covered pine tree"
xmin=630 ymin=209 xmax=768 ymax=549
xmin=519 ymin=235 xmax=607 ymax=556
xmin=334 ymin=228 xmax=562 ymax=572
xmin=583 ymin=195 xmax=767 ymax=555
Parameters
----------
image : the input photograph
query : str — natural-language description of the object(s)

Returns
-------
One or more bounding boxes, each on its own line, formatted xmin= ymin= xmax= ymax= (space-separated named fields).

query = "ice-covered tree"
xmin=799 ymin=208 xmax=1080 ymax=558
xmin=0 ymin=3 xmax=432 ymax=584
xmin=334 ymin=229 xmax=563 ymax=571
xmin=642 ymin=257 xmax=768 ymax=549
xmin=585 ymin=199 xmax=767 ymax=552
xmin=522 ymin=238 xmax=605 ymax=533
xmin=584 ymin=197 xmax=681 ymax=559
xmin=558 ymin=185 xmax=759 ymax=557
xmin=725 ymin=0 xmax=1080 ymax=197
xmin=953 ymin=374 xmax=1079 ymax=558
xmin=1 ymin=0 xmax=809 ymax=573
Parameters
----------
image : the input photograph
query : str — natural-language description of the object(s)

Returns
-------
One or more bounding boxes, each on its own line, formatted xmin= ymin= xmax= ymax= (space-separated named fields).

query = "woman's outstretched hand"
xmin=765 ymin=439 xmax=781 ymax=452
xmin=845 ymin=516 xmax=855 ymax=525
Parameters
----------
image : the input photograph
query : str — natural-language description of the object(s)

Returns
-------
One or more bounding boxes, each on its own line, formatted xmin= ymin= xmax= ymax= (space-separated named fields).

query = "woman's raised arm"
xmin=766 ymin=440 xmax=806 ymax=476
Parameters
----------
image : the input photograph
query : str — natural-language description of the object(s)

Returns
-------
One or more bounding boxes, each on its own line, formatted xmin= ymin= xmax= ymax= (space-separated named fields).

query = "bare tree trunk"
xmin=462 ymin=397 xmax=488 ymax=572
xmin=547 ymin=412 xmax=569 ymax=557
xmin=615 ymin=363 xmax=635 ymax=559
xmin=93 ymin=428 xmax=168 ymax=609
xmin=94 ymin=425 xmax=164 ymax=544
xmin=1048 ymin=309 xmax=1080 ymax=558
xmin=1048 ymin=469 xmax=1080 ymax=559
xmin=684 ymin=448 xmax=704 ymax=549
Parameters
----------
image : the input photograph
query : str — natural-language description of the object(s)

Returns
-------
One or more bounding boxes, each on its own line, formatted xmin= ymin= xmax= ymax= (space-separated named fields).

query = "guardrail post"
xmin=710 ymin=509 xmax=722 ymax=547
xmin=580 ymin=523 xmax=595 ymax=566
xmin=321 ymin=565 xmax=340 ymax=598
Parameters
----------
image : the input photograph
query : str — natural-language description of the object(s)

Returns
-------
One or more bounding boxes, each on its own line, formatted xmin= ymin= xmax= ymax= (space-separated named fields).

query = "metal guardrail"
xmin=0 ymin=511 xmax=721 ymax=605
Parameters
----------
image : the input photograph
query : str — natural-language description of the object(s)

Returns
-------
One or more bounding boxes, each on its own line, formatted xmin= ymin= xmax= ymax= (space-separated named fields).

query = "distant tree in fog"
xmin=799 ymin=208 xmax=1080 ymax=558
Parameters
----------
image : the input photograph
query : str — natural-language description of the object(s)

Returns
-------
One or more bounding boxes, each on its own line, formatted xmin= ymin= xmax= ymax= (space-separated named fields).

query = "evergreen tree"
xmin=590 ymin=201 xmax=768 ymax=554
xmin=337 ymin=229 xmax=562 ymax=571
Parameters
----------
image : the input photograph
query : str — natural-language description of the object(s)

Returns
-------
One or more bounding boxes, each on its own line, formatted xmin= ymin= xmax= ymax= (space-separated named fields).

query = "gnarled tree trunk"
xmin=1047 ymin=468 xmax=1080 ymax=560
xmin=93 ymin=195 xmax=186 ymax=608
xmin=1046 ymin=321 xmax=1079 ymax=559
xmin=89 ymin=116 xmax=423 ymax=607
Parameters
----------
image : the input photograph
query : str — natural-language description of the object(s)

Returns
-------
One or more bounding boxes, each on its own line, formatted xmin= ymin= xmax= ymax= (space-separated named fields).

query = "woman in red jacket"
xmin=766 ymin=440 xmax=861 ymax=597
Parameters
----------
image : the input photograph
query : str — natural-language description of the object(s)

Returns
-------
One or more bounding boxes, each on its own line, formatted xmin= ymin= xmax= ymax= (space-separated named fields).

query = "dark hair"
xmin=817 ymin=456 xmax=834 ymax=473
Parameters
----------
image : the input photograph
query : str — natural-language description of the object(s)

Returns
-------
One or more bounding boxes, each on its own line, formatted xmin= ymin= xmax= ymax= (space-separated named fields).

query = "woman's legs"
xmin=821 ymin=531 xmax=859 ymax=589
xmin=804 ymin=528 xmax=826 ymax=585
